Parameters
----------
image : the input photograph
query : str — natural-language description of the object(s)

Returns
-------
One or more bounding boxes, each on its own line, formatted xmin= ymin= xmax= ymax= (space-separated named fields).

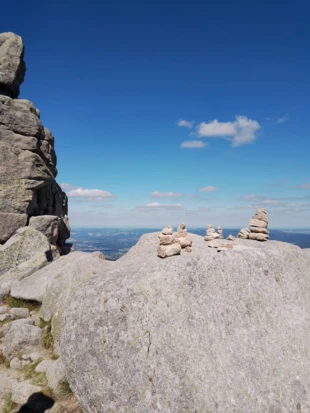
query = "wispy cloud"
xmin=293 ymin=182 xmax=310 ymax=189
xmin=276 ymin=115 xmax=289 ymax=124
xmin=181 ymin=140 xmax=207 ymax=148
xmin=67 ymin=187 xmax=113 ymax=198
xmin=177 ymin=119 xmax=194 ymax=128
xmin=60 ymin=183 xmax=78 ymax=191
xmin=199 ymin=186 xmax=217 ymax=192
xmin=137 ymin=203 xmax=183 ymax=211
xmin=197 ymin=116 xmax=261 ymax=147
xmin=151 ymin=191 xmax=183 ymax=198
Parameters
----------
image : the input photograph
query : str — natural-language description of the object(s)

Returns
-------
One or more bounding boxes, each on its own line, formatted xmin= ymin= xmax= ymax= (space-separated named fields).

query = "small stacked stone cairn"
xmin=248 ymin=208 xmax=269 ymax=241
xmin=217 ymin=227 xmax=223 ymax=239
xmin=204 ymin=224 xmax=220 ymax=241
xmin=237 ymin=208 xmax=269 ymax=241
xmin=157 ymin=226 xmax=181 ymax=258
xmin=227 ymin=234 xmax=235 ymax=241
xmin=237 ymin=227 xmax=250 ymax=239
xmin=175 ymin=223 xmax=192 ymax=251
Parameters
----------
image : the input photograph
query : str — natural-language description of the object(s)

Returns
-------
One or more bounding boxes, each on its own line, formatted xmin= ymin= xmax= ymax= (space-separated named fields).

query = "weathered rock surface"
xmin=4 ymin=323 xmax=42 ymax=360
xmin=0 ymin=32 xmax=69 ymax=245
xmin=0 ymin=32 xmax=25 ymax=98
xmin=10 ymin=251 xmax=110 ymax=353
xmin=11 ymin=380 xmax=43 ymax=405
xmin=0 ymin=227 xmax=53 ymax=292
xmin=0 ymin=227 xmax=51 ymax=275
xmin=29 ymin=215 xmax=60 ymax=245
xmin=61 ymin=233 xmax=310 ymax=413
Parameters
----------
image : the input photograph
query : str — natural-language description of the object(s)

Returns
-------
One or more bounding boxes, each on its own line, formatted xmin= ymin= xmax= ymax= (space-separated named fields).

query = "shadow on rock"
xmin=17 ymin=392 xmax=55 ymax=412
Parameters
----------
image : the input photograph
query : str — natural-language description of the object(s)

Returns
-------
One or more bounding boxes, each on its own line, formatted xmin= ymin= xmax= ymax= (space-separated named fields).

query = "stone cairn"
xmin=175 ymin=223 xmax=192 ymax=252
xmin=217 ymin=227 xmax=223 ymax=239
xmin=157 ymin=226 xmax=181 ymax=258
xmin=238 ymin=208 xmax=269 ymax=241
xmin=204 ymin=224 xmax=220 ymax=241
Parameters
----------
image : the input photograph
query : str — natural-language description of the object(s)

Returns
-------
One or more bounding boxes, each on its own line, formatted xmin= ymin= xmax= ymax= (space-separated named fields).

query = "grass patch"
xmin=22 ymin=358 xmax=48 ymax=387
xmin=3 ymin=393 xmax=16 ymax=413
xmin=40 ymin=320 xmax=53 ymax=350
xmin=3 ymin=296 xmax=40 ymax=312
xmin=0 ymin=351 xmax=10 ymax=368
xmin=0 ymin=318 xmax=12 ymax=327
xmin=59 ymin=380 xmax=73 ymax=396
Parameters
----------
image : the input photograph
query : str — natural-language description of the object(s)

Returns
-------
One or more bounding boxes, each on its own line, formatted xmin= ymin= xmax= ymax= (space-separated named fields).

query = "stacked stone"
xmin=248 ymin=208 xmax=269 ymax=241
xmin=237 ymin=227 xmax=250 ymax=239
xmin=227 ymin=234 xmax=235 ymax=241
xmin=175 ymin=223 xmax=192 ymax=251
xmin=217 ymin=227 xmax=223 ymax=239
xmin=157 ymin=226 xmax=181 ymax=258
xmin=175 ymin=223 xmax=187 ymax=238
xmin=204 ymin=224 xmax=220 ymax=241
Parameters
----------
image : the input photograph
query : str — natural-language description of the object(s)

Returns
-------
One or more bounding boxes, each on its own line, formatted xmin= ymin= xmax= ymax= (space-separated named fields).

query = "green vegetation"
xmin=0 ymin=351 xmax=10 ymax=368
xmin=0 ymin=318 xmax=12 ymax=327
xmin=59 ymin=380 xmax=73 ymax=396
xmin=3 ymin=393 xmax=16 ymax=413
xmin=40 ymin=319 xmax=53 ymax=349
xmin=3 ymin=295 xmax=40 ymax=312
xmin=22 ymin=358 xmax=48 ymax=387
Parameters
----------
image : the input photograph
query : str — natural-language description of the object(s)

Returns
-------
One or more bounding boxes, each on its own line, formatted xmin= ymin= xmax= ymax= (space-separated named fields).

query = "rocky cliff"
xmin=0 ymin=32 xmax=69 ymax=244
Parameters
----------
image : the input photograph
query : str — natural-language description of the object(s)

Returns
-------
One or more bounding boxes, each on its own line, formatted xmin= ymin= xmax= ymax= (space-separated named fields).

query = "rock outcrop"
xmin=0 ymin=32 xmax=69 ymax=244
xmin=157 ymin=226 xmax=181 ymax=258
xmin=61 ymin=233 xmax=310 ymax=413
xmin=9 ymin=251 xmax=111 ymax=354
xmin=0 ymin=227 xmax=57 ymax=297
xmin=0 ymin=32 xmax=25 ymax=98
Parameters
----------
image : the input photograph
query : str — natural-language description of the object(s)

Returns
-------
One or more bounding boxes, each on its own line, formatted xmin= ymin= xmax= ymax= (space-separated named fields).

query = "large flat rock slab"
xmin=61 ymin=233 xmax=310 ymax=413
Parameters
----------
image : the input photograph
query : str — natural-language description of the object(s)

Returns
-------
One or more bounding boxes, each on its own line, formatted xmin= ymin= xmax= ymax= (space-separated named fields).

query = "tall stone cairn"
xmin=157 ymin=226 xmax=181 ymax=258
xmin=248 ymin=208 xmax=269 ymax=241
xmin=0 ymin=32 xmax=70 ymax=245
xmin=237 ymin=208 xmax=269 ymax=241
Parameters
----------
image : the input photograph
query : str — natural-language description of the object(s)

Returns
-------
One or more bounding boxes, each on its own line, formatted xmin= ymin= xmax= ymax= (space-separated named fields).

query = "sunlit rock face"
xmin=0 ymin=32 xmax=69 ymax=244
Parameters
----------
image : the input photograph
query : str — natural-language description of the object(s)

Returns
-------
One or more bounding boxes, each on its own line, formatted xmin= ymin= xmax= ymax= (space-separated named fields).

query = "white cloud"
xmin=197 ymin=120 xmax=236 ymax=137
xmin=151 ymin=191 xmax=183 ymax=198
xmin=137 ymin=203 xmax=182 ymax=210
xmin=67 ymin=187 xmax=113 ymax=198
xmin=181 ymin=140 xmax=207 ymax=148
xmin=199 ymin=186 xmax=217 ymax=192
xmin=302 ymin=183 xmax=310 ymax=189
xmin=60 ymin=183 xmax=77 ymax=191
xmin=177 ymin=119 xmax=194 ymax=128
xmin=197 ymin=116 xmax=261 ymax=147
xmin=277 ymin=115 xmax=289 ymax=124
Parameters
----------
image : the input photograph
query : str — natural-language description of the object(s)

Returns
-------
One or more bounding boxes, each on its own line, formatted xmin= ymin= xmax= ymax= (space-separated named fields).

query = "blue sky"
xmin=3 ymin=0 xmax=310 ymax=228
